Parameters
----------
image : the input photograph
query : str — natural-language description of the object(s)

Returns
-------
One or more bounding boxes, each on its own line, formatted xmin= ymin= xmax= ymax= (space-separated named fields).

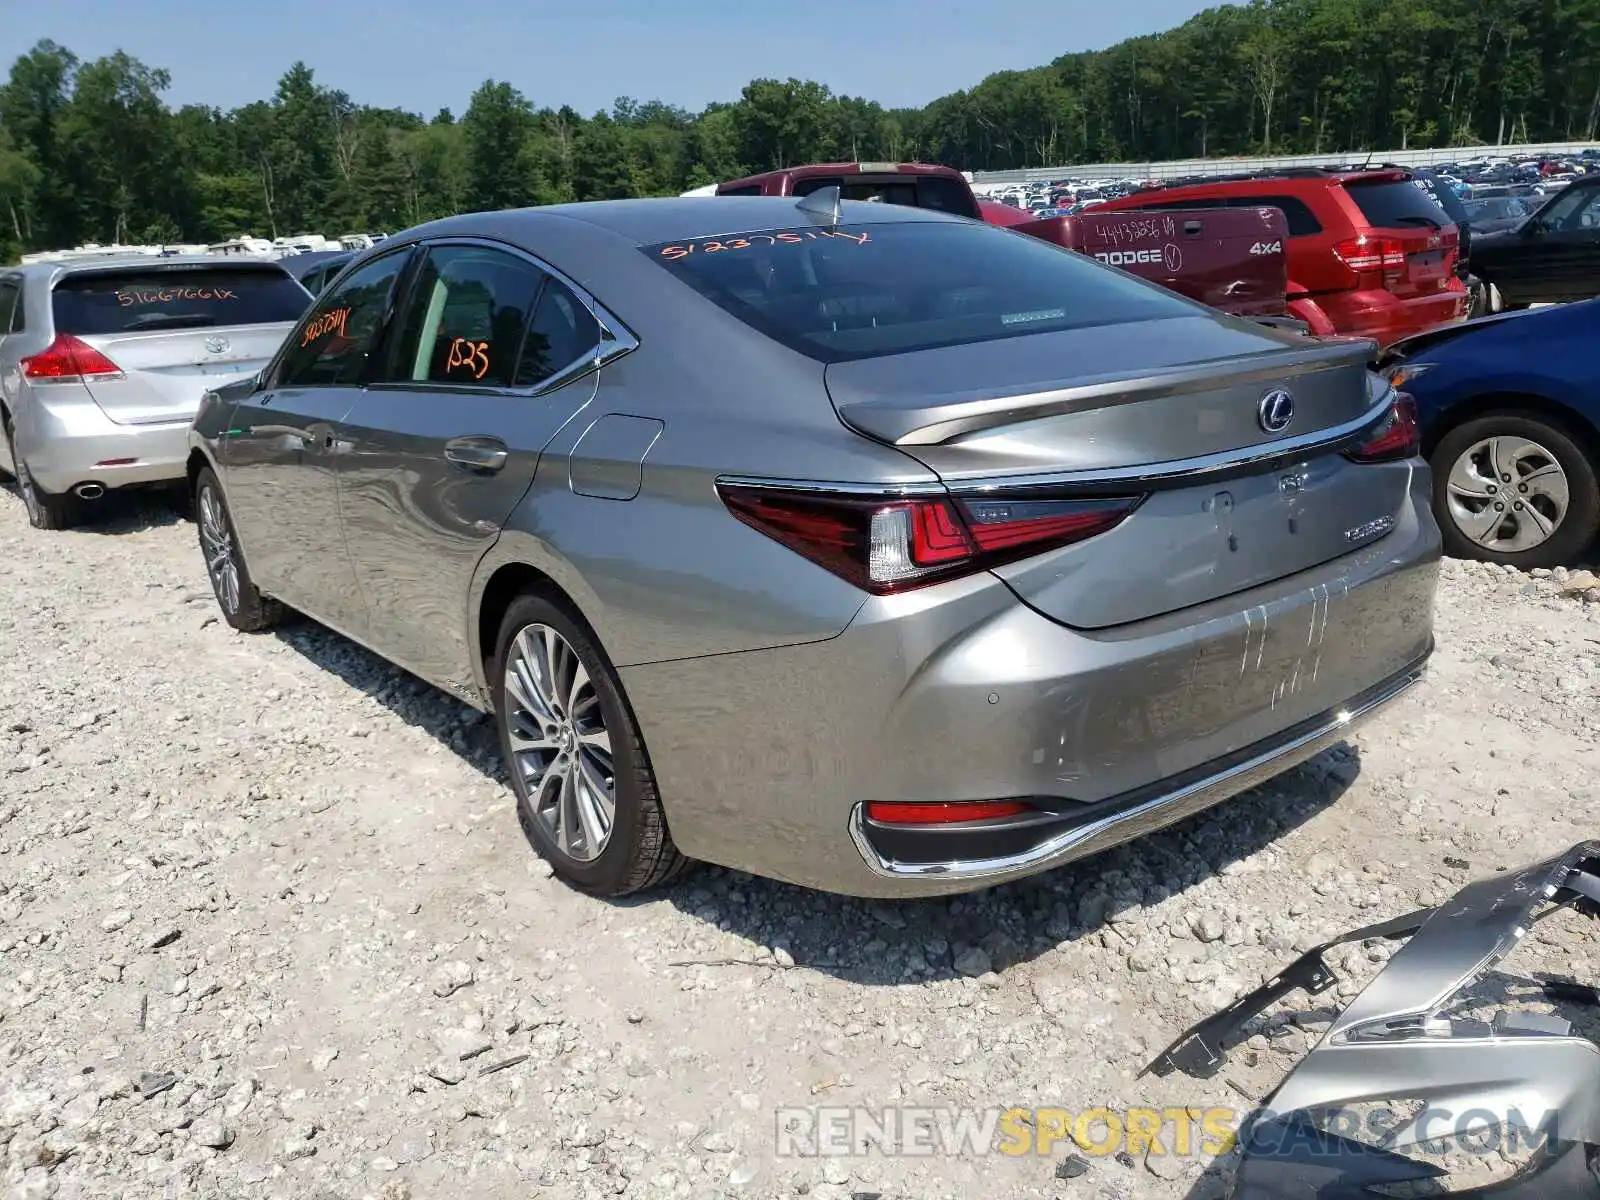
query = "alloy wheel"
xmin=198 ymin=483 xmax=241 ymax=614
xmin=503 ymin=623 xmax=615 ymax=863
xmin=1445 ymin=435 xmax=1570 ymax=554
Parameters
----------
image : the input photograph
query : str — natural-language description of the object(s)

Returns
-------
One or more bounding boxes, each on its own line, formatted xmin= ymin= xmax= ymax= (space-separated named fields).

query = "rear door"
xmin=337 ymin=240 xmax=611 ymax=691
xmin=49 ymin=263 xmax=310 ymax=426
xmin=1527 ymin=184 xmax=1600 ymax=301
xmin=225 ymin=248 xmax=413 ymax=635
xmin=1338 ymin=178 xmax=1460 ymax=298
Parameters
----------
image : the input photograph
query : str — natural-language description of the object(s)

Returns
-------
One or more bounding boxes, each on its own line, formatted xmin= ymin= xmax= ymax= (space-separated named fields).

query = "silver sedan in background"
xmin=0 ymin=257 xmax=308 ymax=529
xmin=187 ymin=196 xmax=1441 ymax=898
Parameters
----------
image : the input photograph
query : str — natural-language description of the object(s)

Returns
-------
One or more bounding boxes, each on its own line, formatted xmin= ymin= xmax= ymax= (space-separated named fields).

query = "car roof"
xmin=408 ymin=196 xmax=963 ymax=250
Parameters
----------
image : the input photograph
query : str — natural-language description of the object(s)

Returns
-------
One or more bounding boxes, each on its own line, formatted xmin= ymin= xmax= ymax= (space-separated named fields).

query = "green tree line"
xmin=2 ymin=0 xmax=1597 ymax=257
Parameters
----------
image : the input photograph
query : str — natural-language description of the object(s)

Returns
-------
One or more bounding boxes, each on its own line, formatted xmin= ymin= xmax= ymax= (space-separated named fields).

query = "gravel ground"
xmin=2 ymin=485 xmax=1599 ymax=1200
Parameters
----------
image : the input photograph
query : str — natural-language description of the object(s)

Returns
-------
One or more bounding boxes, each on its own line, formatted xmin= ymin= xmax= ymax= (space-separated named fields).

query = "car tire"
xmin=194 ymin=466 xmax=282 ymax=632
xmin=5 ymin=415 xmax=79 ymax=531
xmin=1430 ymin=411 xmax=1600 ymax=569
xmin=493 ymin=593 xmax=690 ymax=897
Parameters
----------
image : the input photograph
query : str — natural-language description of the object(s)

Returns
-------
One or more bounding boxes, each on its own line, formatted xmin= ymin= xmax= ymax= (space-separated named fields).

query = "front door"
xmin=225 ymin=247 xmax=414 ymax=636
xmin=1540 ymin=186 xmax=1600 ymax=302
xmin=337 ymin=240 xmax=608 ymax=691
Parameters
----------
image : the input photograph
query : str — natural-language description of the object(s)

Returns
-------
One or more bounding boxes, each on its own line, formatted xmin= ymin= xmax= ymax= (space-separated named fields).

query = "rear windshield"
xmin=792 ymin=175 xmax=981 ymax=219
xmin=1342 ymin=180 xmax=1453 ymax=230
xmin=645 ymin=220 xmax=1196 ymax=363
xmin=52 ymin=267 xmax=310 ymax=336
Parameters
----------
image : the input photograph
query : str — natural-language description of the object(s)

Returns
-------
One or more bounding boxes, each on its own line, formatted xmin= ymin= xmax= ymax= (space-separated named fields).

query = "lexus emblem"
xmin=1258 ymin=387 xmax=1295 ymax=434
xmin=204 ymin=336 xmax=230 ymax=355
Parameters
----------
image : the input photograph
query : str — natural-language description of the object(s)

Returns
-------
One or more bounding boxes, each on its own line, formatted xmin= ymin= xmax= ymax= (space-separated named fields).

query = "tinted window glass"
xmin=276 ymin=251 xmax=410 ymax=388
xmin=387 ymin=245 xmax=548 ymax=387
xmin=793 ymin=175 xmax=980 ymax=219
xmin=646 ymin=220 xmax=1194 ymax=363
xmin=1236 ymin=196 xmax=1323 ymax=236
xmin=0 ymin=281 xmax=16 ymax=333
xmin=718 ymin=185 xmax=762 ymax=196
xmin=1536 ymin=184 xmax=1600 ymax=231
xmin=51 ymin=267 xmax=309 ymax=336
xmin=1342 ymin=181 xmax=1452 ymax=230
xmin=514 ymin=277 xmax=601 ymax=387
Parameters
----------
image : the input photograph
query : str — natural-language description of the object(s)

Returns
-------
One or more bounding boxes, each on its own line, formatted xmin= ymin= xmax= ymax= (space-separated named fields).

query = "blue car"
xmin=1377 ymin=299 xmax=1600 ymax=568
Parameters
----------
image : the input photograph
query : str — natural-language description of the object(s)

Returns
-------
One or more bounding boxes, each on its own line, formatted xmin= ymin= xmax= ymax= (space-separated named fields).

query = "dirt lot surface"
xmin=2 ymin=487 xmax=1599 ymax=1200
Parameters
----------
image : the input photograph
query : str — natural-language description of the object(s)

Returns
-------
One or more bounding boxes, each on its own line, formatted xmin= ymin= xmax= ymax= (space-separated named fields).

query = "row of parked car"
xmin=0 ymin=164 xmax=1593 ymax=902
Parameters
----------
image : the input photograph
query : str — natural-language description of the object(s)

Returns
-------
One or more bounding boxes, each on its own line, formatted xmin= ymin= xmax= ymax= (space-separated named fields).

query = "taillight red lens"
xmin=865 ymin=800 xmax=1031 ymax=825
xmin=717 ymin=483 xmax=1142 ymax=595
xmin=20 ymin=333 xmax=123 ymax=381
xmin=1345 ymin=392 xmax=1420 ymax=463
xmin=1332 ymin=235 xmax=1406 ymax=277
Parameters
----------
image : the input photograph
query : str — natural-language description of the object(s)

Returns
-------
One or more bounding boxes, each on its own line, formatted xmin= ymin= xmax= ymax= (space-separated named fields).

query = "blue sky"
xmin=2 ymin=0 xmax=1227 ymax=117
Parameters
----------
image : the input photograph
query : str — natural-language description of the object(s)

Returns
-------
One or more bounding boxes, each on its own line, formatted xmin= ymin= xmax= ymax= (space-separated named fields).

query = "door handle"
xmin=444 ymin=437 xmax=509 ymax=472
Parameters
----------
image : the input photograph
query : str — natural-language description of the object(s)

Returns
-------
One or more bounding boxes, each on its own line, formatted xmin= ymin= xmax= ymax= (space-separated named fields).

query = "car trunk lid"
xmin=50 ymin=263 xmax=308 ymax=426
xmin=825 ymin=316 xmax=1405 ymax=628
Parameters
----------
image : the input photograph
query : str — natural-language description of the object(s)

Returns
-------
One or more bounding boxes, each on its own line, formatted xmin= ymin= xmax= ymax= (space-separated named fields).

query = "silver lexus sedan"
xmin=187 ymin=196 xmax=1442 ymax=899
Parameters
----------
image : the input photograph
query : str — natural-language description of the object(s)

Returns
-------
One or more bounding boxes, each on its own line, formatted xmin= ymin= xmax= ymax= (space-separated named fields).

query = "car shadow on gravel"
xmin=656 ymin=746 xmax=1364 ymax=987
xmin=0 ymin=481 xmax=188 ymax=535
xmin=269 ymin=609 xmax=1364 ymax=986
xmin=272 ymin=619 xmax=507 ymax=780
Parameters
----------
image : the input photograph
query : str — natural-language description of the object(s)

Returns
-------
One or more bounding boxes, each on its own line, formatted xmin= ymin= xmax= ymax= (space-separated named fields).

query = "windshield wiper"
xmin=122 ymin=312 xmax=218 ymax=331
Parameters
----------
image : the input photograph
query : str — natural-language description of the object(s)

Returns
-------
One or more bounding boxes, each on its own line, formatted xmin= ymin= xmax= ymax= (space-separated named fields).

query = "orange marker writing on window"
xmin=446 ymin=337 xmax=490 ymax=380
xmin=301 ymin=306 xmax=351 ymax=347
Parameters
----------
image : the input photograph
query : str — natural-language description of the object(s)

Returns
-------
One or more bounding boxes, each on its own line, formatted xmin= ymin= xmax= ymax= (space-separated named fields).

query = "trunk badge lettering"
xmin=1345 ymin=515 xmax=1396 ymax=544
xmin=1258 ymin=388 xmax=1295 ymax=433
xmin=204 ymin=336 xmax=231 ymax=354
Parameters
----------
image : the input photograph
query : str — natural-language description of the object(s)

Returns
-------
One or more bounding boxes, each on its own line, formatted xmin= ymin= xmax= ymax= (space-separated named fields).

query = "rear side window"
xmin=0 ymin=280 xmax=17 ymax=333
xmin=387 ymin=244 xmax=546 ymax=388
xmin=717 ymin=184 xmax=762 ymax=196
xmin=1342 ymin=181 xmax=1452 ymax=230
xmin=646 ymin=220 xmax=1194 ymax=363
xmin=1247 ymin=196 xmax=1323 ymax=236
xmin=50 ymin=267 xmax=310 ymax=336
xmin=1119 ymin=194 xmax=1322 ymax=236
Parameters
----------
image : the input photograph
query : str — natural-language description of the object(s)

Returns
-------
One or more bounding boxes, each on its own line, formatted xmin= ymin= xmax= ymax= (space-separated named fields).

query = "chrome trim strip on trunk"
xmin=716 ymin=390 xmax=1398 ymax=501
xmin=849 ymin=656 xmax=1428 ymax=882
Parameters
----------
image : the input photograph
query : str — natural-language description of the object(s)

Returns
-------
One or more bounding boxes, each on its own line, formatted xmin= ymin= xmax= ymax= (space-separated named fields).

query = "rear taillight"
xmin=716 ymin=483 xmax=1143 ymax=594
xmin=1332 ymin=235 xmax=1406 ymax=285
xmin=1345 ymin=392 xmax=1420 ymax=463
xmin=20 ymin=333 xmax=124 ymax=382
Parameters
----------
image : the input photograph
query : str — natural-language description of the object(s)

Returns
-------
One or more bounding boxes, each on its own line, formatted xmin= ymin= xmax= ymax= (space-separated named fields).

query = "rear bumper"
xmin=1299 ymin=284 xmax=1469 ymax=346
xmin=621 ymin=464 xmax=1442 ymax=898
xmin=13 ymin=383 xmax=190 ymax=493
xmin=848 ymin=652 xmax=1427 ymax=885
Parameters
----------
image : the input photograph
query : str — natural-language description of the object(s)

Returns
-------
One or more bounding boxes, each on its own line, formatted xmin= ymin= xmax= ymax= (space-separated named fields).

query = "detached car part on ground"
xmin=1146 ymin=842 xmax=1600 ymax=1199
xmin=187 ymin=195 xmax=1440 ymax=899
xmin=1378 ymin=299 xmax=1600 ymax=569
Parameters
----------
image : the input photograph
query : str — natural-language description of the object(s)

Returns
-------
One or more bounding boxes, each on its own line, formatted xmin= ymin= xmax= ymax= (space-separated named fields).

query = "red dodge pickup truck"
xmin=712 ymin=162 xmax=1293 ymax=323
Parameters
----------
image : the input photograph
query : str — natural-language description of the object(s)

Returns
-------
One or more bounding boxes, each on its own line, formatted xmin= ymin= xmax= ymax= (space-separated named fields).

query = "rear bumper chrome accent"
xmin=849 ymin=651 xmax=1429 ymax=882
